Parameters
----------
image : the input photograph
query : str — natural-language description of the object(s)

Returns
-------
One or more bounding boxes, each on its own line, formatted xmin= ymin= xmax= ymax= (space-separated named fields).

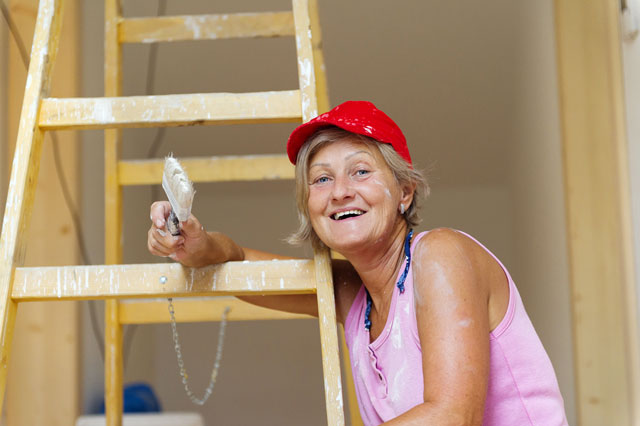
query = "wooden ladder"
xmin=0 ymin=0 xmax=356 ymax=424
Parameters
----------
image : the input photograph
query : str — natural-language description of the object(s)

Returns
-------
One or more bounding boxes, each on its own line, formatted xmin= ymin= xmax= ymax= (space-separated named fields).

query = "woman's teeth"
xmin=332 ymin=210 xmax=365 ymax=220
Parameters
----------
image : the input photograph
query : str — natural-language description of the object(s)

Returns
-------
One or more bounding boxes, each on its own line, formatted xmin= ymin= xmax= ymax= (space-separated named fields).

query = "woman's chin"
xmin=322 ymin=231 xmax=376 ymax=255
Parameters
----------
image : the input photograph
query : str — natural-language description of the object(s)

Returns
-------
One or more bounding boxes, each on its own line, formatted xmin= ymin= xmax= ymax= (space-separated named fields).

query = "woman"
xmin=148 ymin=101 xmax=568 ymax=425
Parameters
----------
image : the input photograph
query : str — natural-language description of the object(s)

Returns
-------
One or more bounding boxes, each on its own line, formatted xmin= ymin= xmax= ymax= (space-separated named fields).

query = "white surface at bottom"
xmin=76 ymin=412 xmax=205 ymax=426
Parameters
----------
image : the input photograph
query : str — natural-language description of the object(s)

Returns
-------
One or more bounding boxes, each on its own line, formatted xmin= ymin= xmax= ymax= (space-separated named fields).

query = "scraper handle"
xmin=167 ymin=209 xmax=181 ymax=236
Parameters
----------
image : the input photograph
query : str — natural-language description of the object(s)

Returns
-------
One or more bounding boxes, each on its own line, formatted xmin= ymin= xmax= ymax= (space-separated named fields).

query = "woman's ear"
xmin=400 ymin=182 xmax=417 ymax=210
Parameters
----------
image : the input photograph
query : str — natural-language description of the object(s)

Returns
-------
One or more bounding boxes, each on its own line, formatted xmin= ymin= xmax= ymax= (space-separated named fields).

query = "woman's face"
xmin=307 ymin=138 xmax=411 ymax=254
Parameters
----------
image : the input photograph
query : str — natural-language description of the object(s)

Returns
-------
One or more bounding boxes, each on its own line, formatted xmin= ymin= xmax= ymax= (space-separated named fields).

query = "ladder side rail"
xmin=308 ymin=0 xmax=330 ymax=114
xmin=315 ymin=248 xmax=345 ymax=425
xmin=292 ymin=0 xmax=345 ymax=424
xmin=306 ymin=3 xmax=363 ymax=420
xmin=292 ymin=0 xmax=318 ymax=122
xmin=104 ymin=0 xmax=124 ymax=425
xmin=0 ymin=0 xmax=64 ymax=415
xmin=339 ymin=327 xmax=363 ymax=426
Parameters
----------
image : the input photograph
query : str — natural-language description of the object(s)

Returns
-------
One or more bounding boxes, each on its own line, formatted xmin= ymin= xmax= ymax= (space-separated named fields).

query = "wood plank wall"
xmin=554 ymin=0 xmax=640 ymax=424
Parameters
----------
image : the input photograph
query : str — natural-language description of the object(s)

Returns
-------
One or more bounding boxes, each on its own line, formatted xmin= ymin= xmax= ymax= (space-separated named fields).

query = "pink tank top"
xmin=344 ymin=230 xmax=568 ymax=425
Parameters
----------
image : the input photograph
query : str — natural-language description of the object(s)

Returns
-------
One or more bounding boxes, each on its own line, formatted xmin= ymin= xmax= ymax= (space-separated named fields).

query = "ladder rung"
xmin=119 ymin=297 xmax=312 ymax=324
xmin=118 ymin=154 xmax=294 ymax=185
xmin=38 ymin=90 xmax=302 ymax=130
xmin=12 ymin=260 xmax=315 ymax=301
xmin=120 ymin=12 xmax=295 ymax=43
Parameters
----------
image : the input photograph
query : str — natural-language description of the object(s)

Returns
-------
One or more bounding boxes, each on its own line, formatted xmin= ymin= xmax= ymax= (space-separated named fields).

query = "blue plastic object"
xmin=98 ymin=382 xmax=162 ymax=414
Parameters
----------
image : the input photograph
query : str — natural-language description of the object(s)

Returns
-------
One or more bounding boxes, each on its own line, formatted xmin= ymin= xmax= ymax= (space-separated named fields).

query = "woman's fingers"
xmin=147 ymin=224 xmax=183 ymax=256
xmin=147 ymin=228 xmax=171 ymax=256
xmin=148 ymin=203 xmax=211 ymax=266
xmin=148 ymin=200 xmax=184 ymax=256
xmin=150 ymin=201 xmax=171 ymax=229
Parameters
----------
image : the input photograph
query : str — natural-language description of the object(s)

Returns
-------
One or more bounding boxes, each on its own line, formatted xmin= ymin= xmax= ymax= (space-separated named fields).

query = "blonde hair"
xmin=287 ymin=127 xmax=429 ymax=249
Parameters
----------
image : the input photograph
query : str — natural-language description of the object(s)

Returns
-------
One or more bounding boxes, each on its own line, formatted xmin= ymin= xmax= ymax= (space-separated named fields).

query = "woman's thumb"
xmin=179 ymin=215 xmax=203 ymax=237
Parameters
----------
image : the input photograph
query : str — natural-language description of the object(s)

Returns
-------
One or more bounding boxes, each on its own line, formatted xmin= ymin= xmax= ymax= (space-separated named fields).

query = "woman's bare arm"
xmin=147 ymin=201 xmax=361 ymax=322
xmin=383 ymin=228 xmax=491 ymax=426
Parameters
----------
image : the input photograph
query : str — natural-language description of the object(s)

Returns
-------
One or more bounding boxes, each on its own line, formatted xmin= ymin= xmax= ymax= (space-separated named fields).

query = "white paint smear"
xmin=93 ymin=100 xmax=114 ymax=123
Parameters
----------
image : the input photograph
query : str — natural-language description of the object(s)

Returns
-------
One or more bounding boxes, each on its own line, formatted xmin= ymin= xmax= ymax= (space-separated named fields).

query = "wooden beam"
xmin=6 ymin=0 xmax=81 ymax=424
xmin=8 ymin=2 xmax=81 ymax=425
xmin=0 ymin=0 xmax=65 ymax=420
xmin=104 ymin=1 xmax=123 ymax=424
xmin=118 ymin=297 xmax=312 ymax=324
xmin=0 ymin=11 xmax=6 ymax=217
xmin=313 ymin=247 xmax=344 ymax=425
xmin=308 ymin=0 xmax=330 ymax=114
xmin=105 ymin=299 xmax=122 ymax=426
xmin=38 ymin=90 xmax=302 ymax=130
xmin=118 ymin=154 xmax=294 ymax=185
xmin=12 ymin=260 xmax=317 ymax=301
xmin=339 ymin=327 xmax=363 ymax=426
xmin=120 ymin=12 xmax=294 ymax=43
xmin=554 ymin=0 xmax=640 ymax=424
xmin=291 ymin=1 xmax=343 ymax=423
xmin=292 ymin=0 xmax=318 ymax=122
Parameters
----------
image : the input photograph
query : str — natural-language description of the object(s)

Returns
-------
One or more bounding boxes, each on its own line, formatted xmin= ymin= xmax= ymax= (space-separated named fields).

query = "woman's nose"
xmin=331 ymin=175 xmax=355 ymax=200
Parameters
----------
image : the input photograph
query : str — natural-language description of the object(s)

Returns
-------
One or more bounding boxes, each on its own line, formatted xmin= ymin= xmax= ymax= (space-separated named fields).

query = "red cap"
xmin=286 ymin=100 xmax=412 ymax=165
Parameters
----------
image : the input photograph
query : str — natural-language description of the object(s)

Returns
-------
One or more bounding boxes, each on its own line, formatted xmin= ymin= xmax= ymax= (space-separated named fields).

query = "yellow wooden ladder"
xmin=0 ymin=0 xmax=360 ymax=424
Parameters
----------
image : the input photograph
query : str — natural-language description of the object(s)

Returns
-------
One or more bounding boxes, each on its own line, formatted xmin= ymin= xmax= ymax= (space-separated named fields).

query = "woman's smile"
xmin=330 ymin=209 xmax=367 ymax=221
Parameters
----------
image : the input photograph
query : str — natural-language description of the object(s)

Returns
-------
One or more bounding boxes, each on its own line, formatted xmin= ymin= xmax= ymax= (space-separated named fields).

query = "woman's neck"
xmin=344 ymin=223 xmax=409 ymax=310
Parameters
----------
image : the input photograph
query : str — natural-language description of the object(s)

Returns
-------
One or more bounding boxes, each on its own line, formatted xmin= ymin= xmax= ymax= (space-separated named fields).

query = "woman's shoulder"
xmin=413 ymin=228 xmax=509 ymax=330
xmin=412 ymin=227 xmax=494 ymax=289
xmin=414 ymin=227 xmax=474 ymax=256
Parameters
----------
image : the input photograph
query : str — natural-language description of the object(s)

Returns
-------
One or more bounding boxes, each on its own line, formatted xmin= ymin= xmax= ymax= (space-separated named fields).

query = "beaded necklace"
xmin=364 ymin=229 xmax=414 ymax=331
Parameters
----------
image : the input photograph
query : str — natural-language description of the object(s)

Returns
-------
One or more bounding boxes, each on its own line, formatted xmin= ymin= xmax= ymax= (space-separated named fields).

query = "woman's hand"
xmin=147 ymin=201 xmax=239 ymax=267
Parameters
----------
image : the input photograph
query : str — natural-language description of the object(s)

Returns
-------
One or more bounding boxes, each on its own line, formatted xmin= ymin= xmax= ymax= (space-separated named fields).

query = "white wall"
xmin=509 ymin=2 xmax=575 ymax=420
xmin=80 ymin=1 xmax=576 ymax=424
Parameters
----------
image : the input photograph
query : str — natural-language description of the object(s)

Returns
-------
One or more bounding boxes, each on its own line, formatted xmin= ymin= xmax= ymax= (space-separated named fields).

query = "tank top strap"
xmin=452 ymin=230 xmax=513 ymax=280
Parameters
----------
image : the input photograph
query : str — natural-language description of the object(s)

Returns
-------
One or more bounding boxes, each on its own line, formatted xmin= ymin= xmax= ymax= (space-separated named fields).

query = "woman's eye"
xmin=313 ymin=176 xmax=330 ymax=184
xmin=355 ymin=169 xmax=370 ymax=177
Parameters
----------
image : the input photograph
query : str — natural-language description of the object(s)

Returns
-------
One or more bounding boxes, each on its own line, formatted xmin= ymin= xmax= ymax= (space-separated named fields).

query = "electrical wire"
xmin=0 ymin=0 xmax=28 ymax=65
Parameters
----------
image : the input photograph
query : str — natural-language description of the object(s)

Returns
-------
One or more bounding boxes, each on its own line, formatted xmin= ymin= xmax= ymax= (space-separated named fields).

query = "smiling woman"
xmin=147 ymin=100 xmax=569 ymax=426
xmin=287 ymin=124 xmax=428 ymax=250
